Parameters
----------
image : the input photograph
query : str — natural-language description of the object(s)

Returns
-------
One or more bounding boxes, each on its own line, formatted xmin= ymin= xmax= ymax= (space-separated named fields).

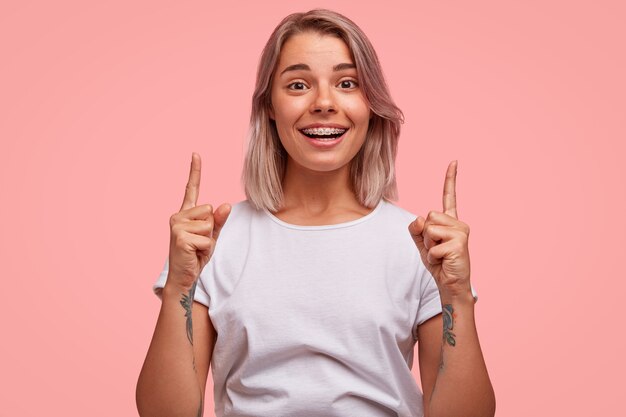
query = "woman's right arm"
xmin=136 ymin=279 xmax=215 ymax=417
xmin=136 ymin=153 xmax=230 ymax=417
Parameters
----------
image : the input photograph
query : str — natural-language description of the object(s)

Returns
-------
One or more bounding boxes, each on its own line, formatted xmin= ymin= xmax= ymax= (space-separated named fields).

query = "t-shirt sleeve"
xmin=414 ymin=265 xmax=443 ymax=329
xmin=152 ymin=258 xmax=211 ymax=307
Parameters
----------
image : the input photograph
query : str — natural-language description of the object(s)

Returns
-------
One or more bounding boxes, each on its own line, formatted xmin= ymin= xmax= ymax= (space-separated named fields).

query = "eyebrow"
xmin=279 ymin=62 xmax=356 ymax=76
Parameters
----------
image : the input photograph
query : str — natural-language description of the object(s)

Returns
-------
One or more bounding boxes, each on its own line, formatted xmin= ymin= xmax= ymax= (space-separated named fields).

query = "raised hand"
xmin=408 ymin=161 xmax=472 ymax=300
xmin=166 ymin=152 xmax=231 ymax=291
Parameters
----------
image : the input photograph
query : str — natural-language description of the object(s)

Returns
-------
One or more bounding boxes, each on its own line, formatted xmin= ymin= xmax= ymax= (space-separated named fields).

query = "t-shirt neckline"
xmin=263 ymin=199 xmax=385 ymax=231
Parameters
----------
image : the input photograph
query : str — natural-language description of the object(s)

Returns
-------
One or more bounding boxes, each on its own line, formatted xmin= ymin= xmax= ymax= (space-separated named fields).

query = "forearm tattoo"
xmin=442 ymin=304 xmax=456 ymax=347
xmin=180 ymin=282 xmax=202 ymax=414
xmin=180 ymin=281 xmax=198 ymax=345
xmin=438 ymin=304 xmax=457 ymax=371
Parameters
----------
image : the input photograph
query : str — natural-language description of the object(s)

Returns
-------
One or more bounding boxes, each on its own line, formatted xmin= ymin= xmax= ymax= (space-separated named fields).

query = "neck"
xmin=279 ymin=157 xmax=360 ymax=214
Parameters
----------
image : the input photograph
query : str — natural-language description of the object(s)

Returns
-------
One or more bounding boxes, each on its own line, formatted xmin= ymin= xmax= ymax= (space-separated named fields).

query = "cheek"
xmin=272 ymin=102 xmax=302 ymax=145
xmin=342 ymin=99 xmax=371 ymax=125
xmin=273 ymin=96 xmax=306 ymax=125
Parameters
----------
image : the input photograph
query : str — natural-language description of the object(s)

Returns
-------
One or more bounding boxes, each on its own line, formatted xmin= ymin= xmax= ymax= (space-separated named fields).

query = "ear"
xmin=268 ymin=103 xmax=275 ymax=120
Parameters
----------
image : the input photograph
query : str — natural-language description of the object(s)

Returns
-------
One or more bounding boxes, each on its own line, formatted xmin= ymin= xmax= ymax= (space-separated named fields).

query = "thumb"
xmin=408 ymin=216 xmax=428 ymax=262
xmin=212 ymin=203 xmax=232 ymax=241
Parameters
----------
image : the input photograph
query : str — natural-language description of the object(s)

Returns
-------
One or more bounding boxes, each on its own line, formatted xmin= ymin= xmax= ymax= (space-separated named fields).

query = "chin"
xmin=293 ymin=157 xmax=349 ymax=174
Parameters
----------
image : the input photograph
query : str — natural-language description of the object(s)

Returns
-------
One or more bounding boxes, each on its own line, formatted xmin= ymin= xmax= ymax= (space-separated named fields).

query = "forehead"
xmin=276 ymin=32 xmax=353 ymax=69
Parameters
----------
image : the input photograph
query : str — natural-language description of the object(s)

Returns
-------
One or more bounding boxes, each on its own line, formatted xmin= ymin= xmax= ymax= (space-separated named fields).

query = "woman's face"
xmin=270 ymin=31 xmax=371 ymax=175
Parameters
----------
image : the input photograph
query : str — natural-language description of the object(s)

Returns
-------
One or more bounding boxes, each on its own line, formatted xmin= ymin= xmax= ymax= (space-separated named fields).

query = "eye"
xmin=287 ymin=81 xmax=308 ymax=91
xmin=339 ymin=79 xmax=358 ymax=89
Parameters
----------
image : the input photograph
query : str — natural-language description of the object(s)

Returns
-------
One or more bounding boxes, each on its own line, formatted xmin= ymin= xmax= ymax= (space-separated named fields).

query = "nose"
xmin=310 ymin=84 xmax=336 ymax=114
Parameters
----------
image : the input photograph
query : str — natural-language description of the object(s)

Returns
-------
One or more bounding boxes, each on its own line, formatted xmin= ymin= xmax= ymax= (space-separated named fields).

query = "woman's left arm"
xmin=408 ymin=161 xmax=495 ymax=417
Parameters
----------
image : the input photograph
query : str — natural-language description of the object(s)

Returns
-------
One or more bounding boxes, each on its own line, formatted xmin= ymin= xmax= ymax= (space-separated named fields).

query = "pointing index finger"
xmin=442 ymin=160 xmax=458 ymax=219
xmin=180 ymin=152 xmax=201 ymax=211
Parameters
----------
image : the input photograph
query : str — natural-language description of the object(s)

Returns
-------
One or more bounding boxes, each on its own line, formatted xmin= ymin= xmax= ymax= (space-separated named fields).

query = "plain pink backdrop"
xmin=1 ymin=0 xmax=624 ymax=415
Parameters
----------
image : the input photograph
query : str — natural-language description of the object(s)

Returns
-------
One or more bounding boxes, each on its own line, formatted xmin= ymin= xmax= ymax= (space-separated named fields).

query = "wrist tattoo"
xmin=442 ymin=304 xmax=456 ymax=347
xmin=180 ymin=280 xmax=198 ymax=345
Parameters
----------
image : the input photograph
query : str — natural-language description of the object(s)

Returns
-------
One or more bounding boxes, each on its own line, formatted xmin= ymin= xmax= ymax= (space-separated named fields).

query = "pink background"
xmin=1 ymin=0 xmax=624 ymax=415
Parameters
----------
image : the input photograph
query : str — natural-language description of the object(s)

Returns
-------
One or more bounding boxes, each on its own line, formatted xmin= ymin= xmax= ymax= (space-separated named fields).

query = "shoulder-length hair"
xmin=241 ymin=9 xmax=404 ymax=212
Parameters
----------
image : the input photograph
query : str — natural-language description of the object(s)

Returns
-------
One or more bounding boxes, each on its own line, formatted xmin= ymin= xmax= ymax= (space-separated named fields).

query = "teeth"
xmin=301 ymin=127 xmax=347 ymax=135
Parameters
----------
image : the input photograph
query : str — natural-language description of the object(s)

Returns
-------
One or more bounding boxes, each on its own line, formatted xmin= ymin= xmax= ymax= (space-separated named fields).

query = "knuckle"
xmin=427 ymin=250 xmax=437 ymax=265
xmin=199 ymin=204 xmax=213 ymax=219
xmin=197 ymin=221 xmax=212 ymax=237
xmin=456 ymin=220 xmax=469 ymax=234
xmin=456 ymin=231 xmax=468 ymax=245
xmin=174 ymin=233 xmax=188 ymax=248
xmin=428 ymin=210 xmax=438 ymax=220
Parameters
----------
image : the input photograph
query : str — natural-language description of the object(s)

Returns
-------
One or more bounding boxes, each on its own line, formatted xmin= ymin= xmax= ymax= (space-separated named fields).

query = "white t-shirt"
xmin=154 ymin=198 xmax=471 ymax=417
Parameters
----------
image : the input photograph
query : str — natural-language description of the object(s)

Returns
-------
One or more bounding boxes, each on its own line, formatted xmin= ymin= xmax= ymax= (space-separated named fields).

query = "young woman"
xmin=137 ymin=9 xmax=495 ymax=417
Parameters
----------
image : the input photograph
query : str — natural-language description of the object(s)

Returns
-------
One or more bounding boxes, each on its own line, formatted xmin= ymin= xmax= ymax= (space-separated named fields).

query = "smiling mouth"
xmin=299 ymin=127 xmax=348 ymax=140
